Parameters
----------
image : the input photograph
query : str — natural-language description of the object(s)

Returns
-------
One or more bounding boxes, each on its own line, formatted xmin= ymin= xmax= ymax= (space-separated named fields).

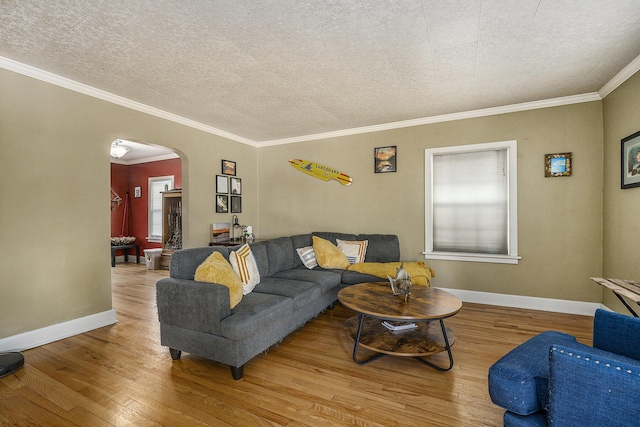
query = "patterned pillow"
xmin=296 ymin=246 xmax=317 ymax=269
xmin=337 ymin=239 xmax=369 ymax=264
xmin=312 ymin=236 xmax=350 ymax=269
xmin=229 ymin=244 xmax=261 ymax=295
xmin=195 ymin=251 xmax=243 ymax=308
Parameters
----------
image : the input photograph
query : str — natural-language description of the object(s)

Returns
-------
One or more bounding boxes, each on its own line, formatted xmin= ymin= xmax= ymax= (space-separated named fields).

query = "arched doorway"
xmin=109 ymin=139 xmax=184 ymax=266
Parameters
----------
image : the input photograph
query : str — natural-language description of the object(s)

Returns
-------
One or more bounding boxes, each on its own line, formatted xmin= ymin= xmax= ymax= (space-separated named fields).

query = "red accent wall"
xmin=110 ymin=158 xmax=182 ymax=251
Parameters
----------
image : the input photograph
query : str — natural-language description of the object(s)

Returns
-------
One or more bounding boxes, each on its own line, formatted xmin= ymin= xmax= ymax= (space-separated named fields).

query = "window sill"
xmin=422 ymin=251 xmax=521 ymax=265
xmin=147 ymin=237 xmax=162 ymax=243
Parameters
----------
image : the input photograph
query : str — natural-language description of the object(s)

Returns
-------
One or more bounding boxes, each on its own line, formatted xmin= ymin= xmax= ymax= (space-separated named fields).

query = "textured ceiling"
xmin=2 ymin=1 xmax=640 ymax=145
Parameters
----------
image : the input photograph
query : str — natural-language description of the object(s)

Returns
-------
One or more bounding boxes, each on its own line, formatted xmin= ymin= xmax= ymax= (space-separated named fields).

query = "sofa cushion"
xmin=593 ymin=308 xmax=640 ymax=360
xmin=488 ymin=330 xmax=577 ymax=416
xmin=266 ymin=237 xmax=295 ymax=276
xmin=220 ymin=292 xmax=293 ymax=340
xmin=337 ymin=239 xmax=368 ymax=264
xmin=229 ymin=244 xmax=261 ymax=295
xmin=170 ymin=246 xmax=231 ymax=280
xmin=253 ymin=277 xmax=322 ymax=309
xmin=194 ymin=252 xmax=243 ymax=309
xmin=341 ymin=270 xmax=387 ymax=285
xmin=296 ymin=246 xmax=317 ymax=269
xmin=503 ymin=411 xmax=547 ymax=427
xmin=290 ymin=234 xmax=313 ymax=267
xmin=547 ymin=343 xmax=640 ymax=426
xmin=313 ymin=236 xmax=350 ymax=269
xmin=357 ymin=234 xmax=400 ymax=262
xmin=272 ymin=267 xmax=343 ymax=294
xmin=248 ymin=241 xmax=269 ymax=277
xmin=312 ymin=231 xmax=357 ymax=244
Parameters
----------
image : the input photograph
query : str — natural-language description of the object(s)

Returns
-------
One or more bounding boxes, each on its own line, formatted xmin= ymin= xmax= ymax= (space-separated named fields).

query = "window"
xmin=424 ymin=140 xmax=519 ymax=264
xmin=148 ymin=176 xmax=174 ymax=242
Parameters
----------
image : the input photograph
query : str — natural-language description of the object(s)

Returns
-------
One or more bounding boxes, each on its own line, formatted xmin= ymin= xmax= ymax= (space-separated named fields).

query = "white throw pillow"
xmin=296 ymin=246 xmax=317 ymax=269
xmin=229 ymin=244 xmax=261 ymax=295
xmin=337 ymin=239 xmax=368 ymax=264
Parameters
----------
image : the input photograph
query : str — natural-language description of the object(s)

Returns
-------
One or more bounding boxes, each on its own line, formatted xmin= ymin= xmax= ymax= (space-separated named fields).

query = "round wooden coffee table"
xmin=337 ymin=282 xmax=462 ymax=370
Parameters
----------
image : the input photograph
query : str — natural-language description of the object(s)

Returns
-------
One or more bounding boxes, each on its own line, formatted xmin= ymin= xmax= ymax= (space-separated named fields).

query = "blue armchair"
xmin=488 ymin=309 xmax=640 ymax=426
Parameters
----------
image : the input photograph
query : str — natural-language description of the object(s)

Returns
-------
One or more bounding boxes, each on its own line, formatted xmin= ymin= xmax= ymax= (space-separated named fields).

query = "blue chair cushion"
xmin=488 ymin=331 xmax=577 ymax=415
xmin=547 ymin=343 xmax=640 ymax=426
xmin=593 ymin=308 xmax=640 ymax=360
xmin=504 ymin=410 xmax=547 ymax=427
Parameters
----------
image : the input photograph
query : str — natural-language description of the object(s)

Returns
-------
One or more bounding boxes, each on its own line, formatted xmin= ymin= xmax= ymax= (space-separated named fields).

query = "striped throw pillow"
xmin=229 ymin=244 xmax=261 ymax=295
xmin=337 ymin=239 xmax=369 ymax=264
xmin=296 ymin=246 xmax=317 ymax=269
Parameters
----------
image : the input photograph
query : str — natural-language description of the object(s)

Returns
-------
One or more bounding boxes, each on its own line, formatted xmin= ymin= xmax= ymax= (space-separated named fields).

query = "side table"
xmin=338 ymin=282 xmax=462 ymax=370
xmin=111 ymin=244 xmax=140 ymax=267
xmin=591 ymin=277 xmax=640 ymax=317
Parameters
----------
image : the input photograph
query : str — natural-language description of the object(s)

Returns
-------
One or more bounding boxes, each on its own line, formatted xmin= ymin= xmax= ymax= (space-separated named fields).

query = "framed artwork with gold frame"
xmin=544 ymin=153 xmax=572 ymax=177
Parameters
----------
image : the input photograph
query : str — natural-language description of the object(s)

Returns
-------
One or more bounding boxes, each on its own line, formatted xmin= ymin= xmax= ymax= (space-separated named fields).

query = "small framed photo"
xmin=374 ymin=146 xmax=397 ymax=173
xmin=621 ymin=130 xmax=640 ymax=189
xmin=216 ymin=194 xmax=228 ymax=213
xmin=222 ymin=159 xmax=236 ymax=176
xmin=216 ymin=175 xmax=228 ymax=193
xmin=231 ymin=196 xmax=242 ymax=213
xmin=230 ymin=177 xmax=242 ymax=195
xmin=544 ymin=153 xmax=572 ymax=177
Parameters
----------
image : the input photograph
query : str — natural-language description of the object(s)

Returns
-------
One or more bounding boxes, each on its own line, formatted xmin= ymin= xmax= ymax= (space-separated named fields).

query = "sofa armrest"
xmin=156 ymin=277 xmax=231 ymax=335
xmin=547 ymin=343 xmax=640 ymax=426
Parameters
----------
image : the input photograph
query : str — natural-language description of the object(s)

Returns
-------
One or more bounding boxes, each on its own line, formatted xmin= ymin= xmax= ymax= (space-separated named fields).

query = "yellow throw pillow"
xmin=312 ymin=236 xmax=350 ymax=269
xmin=195 ymin=251 xmax=243 ymax=308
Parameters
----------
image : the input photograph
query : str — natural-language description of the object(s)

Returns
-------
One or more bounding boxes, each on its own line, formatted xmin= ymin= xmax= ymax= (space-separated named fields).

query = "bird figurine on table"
xmin=388 ymin=263 xmax=412 ymax=303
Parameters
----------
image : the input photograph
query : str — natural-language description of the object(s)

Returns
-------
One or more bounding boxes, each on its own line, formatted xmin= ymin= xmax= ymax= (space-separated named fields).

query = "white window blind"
xmin=148 ymin=176 xmax=174 ymax=241
xmin=424 ymin=141 xmax=519 ymax=264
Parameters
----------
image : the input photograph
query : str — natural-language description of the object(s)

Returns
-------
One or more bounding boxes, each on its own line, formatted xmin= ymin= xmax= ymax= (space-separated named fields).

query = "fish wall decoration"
xmin=289 ymin=159 xmax=352 ymax=186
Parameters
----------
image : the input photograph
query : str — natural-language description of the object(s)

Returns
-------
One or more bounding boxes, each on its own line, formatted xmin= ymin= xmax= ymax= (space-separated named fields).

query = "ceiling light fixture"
xmin=110 ymin=139 xmax=131 ymax=159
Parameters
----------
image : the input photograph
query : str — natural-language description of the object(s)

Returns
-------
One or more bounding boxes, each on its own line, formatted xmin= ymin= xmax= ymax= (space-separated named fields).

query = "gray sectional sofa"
xmin=156 ymin=231 xmax=401 ymax=379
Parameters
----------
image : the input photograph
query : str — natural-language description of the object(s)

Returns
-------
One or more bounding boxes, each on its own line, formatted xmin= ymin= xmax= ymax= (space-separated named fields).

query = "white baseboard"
xmin=438 ymin=287 xmax=608 ymax=316
xmin=113 ymin=255 xmax=141 ymax=264
xmin=0 ymin=290 xmax=606 ymax=353
xmin=0 ymin=309 xmax=118 ymax=352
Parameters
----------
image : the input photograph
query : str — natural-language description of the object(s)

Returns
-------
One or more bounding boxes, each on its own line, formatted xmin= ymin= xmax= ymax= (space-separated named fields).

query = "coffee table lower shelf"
xmin=344 ymin=315 xmax=456 ymax=371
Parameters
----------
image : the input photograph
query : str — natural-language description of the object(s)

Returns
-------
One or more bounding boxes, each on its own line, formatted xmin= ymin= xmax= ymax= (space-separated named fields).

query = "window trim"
xmin=148 ymin=175 xmax=174 ymax=242
xmin=423 ymin=140 xmax=520 ymax=264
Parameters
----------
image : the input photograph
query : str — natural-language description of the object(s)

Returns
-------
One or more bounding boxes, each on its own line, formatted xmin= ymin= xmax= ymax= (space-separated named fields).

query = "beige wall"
xmin=4 ymin=61 xmax=636 ymax=341
xmin=0 ymin=68 xmax=257 ymax=339
xmin=602 ymin=71 xmax=640 ymax=312
xmin=258 ymin=102 xmax=604 ymax=302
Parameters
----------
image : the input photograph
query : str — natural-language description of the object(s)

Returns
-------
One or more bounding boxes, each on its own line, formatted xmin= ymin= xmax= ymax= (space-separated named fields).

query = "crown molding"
xmin=598 ymin=53 xmax=640 ymax=99
xmin=5 ymin=53 xmax=639 ymax=149
xmin=0 ymin=56 xmax=258 ymax=147
xmin=257 ymin=93 xmax=602 ymax=147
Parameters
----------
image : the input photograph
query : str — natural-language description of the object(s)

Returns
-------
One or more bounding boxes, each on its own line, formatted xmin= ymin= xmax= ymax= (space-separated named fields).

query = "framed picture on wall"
xmin=621 ymin=130 xmax=640 ymax=189
xmin=230 ymin=177 xmax=242 ymax=195
xmin=216 ymin=175 xmax=228 ymax=193
xmin=216 ymin=194 xmax=228 ymax=213
xmin=222 ymin=159 xmax=236 ymax=176
xmin=231 ymin=196 xmax=242 ymax=213
xmin=374 ymin=146 xmax=397 ymax=173
xmin=544 ymin=153 xmax=572 ymax=177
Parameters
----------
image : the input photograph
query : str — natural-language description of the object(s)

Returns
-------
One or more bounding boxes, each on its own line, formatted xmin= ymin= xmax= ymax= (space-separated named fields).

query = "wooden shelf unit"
xmin=161 ymin=190 xmax=182 ymax=268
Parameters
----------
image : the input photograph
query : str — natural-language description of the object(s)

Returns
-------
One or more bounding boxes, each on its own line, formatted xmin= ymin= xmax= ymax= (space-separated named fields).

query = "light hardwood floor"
xmin=1 ymin=263 xmax=594 ymax=426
